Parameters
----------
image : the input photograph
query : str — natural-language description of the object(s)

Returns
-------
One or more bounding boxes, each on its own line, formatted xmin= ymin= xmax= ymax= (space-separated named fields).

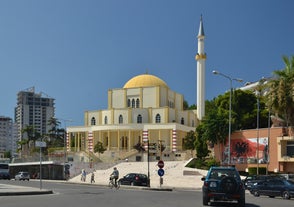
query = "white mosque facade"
xmin=66 ymin=17 xmax=205 ymax=161
xmin=67 ymin=74 xmax=198 ymax=161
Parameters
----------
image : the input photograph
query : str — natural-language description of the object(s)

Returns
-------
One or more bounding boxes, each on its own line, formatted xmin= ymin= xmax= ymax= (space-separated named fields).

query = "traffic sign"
xmin=157 ymin=160 xmax=164 ymax=168
xmin=158 ymin=168 xmax=165 ymax=176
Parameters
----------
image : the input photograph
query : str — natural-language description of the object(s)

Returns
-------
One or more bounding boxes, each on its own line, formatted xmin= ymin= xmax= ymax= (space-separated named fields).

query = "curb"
xmin=0 ymin=190 xmax=54 ymax=196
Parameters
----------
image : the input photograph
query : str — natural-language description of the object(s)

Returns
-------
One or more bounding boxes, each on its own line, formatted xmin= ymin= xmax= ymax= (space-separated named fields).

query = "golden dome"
xmin=123 ymin=74 xmax=168 ymax=89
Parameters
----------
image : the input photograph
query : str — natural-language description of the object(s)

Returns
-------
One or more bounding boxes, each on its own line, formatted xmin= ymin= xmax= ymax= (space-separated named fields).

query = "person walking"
xmin=91 ymin=172 xmax=95 ymax=183
xmin=81 ymin=169 xmax=86 ymax=182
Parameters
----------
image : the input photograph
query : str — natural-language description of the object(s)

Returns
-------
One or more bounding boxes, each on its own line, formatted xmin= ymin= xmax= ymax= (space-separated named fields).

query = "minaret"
xmin=195 ymin=15 xmax=206 ymax=121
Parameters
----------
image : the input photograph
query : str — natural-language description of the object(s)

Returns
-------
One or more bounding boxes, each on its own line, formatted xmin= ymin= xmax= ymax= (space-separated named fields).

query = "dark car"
xmin=250 ymin=178 xmax=294 ymax=199
xmin=243 ymin=174 xmax=285 ymax=190
xmin=0 ymin=171 xmax=10 ymax=180
xmin=118 ymin=173 xmax=148 ymax=186
xmin=201 ymin=166 xmax=245 ymax=207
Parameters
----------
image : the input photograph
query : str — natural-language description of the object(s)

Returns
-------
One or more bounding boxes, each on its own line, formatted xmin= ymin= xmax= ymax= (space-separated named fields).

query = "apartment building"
xmin=15 ymin=87 xmax=55 ymax=142
xmin=0 ymin=116 xmax=18 ymax=158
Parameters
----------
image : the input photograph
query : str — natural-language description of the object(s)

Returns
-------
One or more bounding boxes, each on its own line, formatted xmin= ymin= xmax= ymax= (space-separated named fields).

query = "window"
xmin=136 ymin=98 xmax=140 ymax=108
xmin=127 ymin=99 xmax=131 ymax=107
xmin=119 ymin=115 xmax=123 ymax=124
xmin=192 ymin=120 xmax=195 ymax=127
xmin=137 ymin=114 xmax=142 ymax=123
xmin=155 ymin=114 xmax=161 ymax=123
xmin=91 ymin=117 xmax=96 ymax=125
xmin=286 ymin=141 xmax=294 ymax=157
xmin=104 ymin=116 xmax=108 ymax=124
xmin=181 ymin=117 xmax=184 ymax=125
xmin=132 ymin=99 xmax=135 ymax=108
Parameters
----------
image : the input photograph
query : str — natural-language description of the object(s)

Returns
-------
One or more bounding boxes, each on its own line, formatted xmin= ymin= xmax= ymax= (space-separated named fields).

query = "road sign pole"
xmin=157 ymin=160 xmax=165 ymax=187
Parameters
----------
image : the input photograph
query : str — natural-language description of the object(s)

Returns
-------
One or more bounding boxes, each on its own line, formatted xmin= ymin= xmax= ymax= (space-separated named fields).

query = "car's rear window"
xmin=209 ymin=169 xmax=239 ymax=180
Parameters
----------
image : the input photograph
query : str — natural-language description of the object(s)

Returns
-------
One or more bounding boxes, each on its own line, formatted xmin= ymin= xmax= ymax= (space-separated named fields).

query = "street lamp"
xmin=212 ymin=70 xmax=243 ymax=165
xmin=255 ymin=78 xmax=266 ymax=175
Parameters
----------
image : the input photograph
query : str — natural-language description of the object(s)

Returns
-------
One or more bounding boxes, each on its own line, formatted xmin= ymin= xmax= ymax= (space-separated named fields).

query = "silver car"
xmin=15 ymin=172 xmax=30 ymax=181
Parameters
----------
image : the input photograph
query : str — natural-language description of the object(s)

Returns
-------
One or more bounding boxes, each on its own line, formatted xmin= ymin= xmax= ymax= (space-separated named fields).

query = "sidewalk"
xmin=0 ymin=183 xmax=53 ymax=196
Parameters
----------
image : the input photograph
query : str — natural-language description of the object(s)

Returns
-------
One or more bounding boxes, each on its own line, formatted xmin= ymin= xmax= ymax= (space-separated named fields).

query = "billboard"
xmin=223 ymin=137 xmax=268 ymax=164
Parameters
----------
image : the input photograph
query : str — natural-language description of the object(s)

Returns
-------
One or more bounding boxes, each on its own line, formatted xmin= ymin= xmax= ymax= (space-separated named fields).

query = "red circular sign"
xmin=157 ymin=160 xmax=164 ymax=168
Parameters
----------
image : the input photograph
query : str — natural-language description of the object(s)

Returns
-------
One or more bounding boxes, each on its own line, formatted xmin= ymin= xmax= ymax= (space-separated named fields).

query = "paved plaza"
xmin=69 ymin=160 xmax=207 ymax=190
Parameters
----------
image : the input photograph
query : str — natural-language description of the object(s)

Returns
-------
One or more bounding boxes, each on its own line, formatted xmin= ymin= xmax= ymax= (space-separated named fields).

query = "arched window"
xmin=104 ymin=116 xmax=108 ymax=124
xmin=192 ymin=120 xmax=195 ymax=127
xmin=155 ymin=114 xmax=161 ymax=123
xmin=119 ymin=115 xmax=123 ymax=124
xmin=137 ymin=114 xmax=142 ymax=123
xmin=181 ymin=117 xmax=184 ymax=125
xmin=132 ymin=99 xmax=135 ymax=108
xmin=136 ymin=98 xmax=140 ymax=108
xmin=91 ymin=117 xmax=96 ymax=125
xmin=127 ymin=99 xmax=131 ymax=107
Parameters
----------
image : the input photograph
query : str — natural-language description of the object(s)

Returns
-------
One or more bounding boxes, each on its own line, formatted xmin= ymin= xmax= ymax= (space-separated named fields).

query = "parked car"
xmin=118 ymin=173 xmax=148 ymax=186
xmin=0 ymin=171 xmax=10 ymax=180
xmin=15 ymin=172 xmax=30 ymax=181
xmin=201 ymin=166 xmax=245 ymax=207
xmin=250 ymin=178 xmax=294 ymax=199
xmin=243 ymin=174 xmax=285 ymax=190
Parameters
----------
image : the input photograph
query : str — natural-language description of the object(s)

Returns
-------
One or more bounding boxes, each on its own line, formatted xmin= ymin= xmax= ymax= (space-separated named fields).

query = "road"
xmin=0 ymin=180 xmax=293 ymax=207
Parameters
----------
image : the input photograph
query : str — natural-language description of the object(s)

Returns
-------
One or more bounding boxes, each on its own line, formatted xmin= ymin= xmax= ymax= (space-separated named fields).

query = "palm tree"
xmin=47 ymin=117 xmax=63 ymax=146
xmin=267 ymin=56 xmax=294 ymax=134
xmin=21 ymin=125 xmax=41 ymax=155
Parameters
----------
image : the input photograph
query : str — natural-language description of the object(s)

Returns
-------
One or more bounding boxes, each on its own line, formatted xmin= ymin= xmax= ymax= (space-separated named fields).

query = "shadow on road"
xmin=209 ymin=202 xmax=259 ymax=207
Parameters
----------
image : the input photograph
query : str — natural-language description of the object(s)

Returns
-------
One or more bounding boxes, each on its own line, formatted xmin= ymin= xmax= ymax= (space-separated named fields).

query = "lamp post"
xmin=212 ymin=70 xmax=243 ymax=165
xmin=256 ymin=78 xmax=266 ymax=175
xmin=266 ymin=106 xmax=271 ymax=175
xmin=256 ymin=91 xmax=260 ymax=175
xmin=147 ymin=139 xmax=150 ymax=187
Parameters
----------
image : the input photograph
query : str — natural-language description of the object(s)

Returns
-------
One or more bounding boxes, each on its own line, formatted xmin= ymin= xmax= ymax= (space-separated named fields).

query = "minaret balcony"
xmin=195 ymin=53 xmax=207 ymax=60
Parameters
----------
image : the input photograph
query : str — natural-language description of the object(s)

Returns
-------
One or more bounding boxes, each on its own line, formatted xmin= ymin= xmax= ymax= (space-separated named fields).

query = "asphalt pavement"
xmin=0 ymin=160 xmax=206 ymax=196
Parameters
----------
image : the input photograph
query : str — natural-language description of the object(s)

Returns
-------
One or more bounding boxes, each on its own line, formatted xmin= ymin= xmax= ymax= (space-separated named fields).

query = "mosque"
xmin=66 ymin=17 xmax=206 ymax=162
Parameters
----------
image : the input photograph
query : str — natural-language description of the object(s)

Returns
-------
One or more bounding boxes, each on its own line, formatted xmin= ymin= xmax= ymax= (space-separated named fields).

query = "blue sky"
xmin=1 ymin=1 xmax=293 ymax=126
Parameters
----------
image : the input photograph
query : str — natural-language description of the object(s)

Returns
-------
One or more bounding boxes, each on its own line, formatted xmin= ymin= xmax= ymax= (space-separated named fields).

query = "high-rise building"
xmin=0 ymin=116 xmax=18 ymax=158
xmin=15 ymin=87 xmax=55 ymax=142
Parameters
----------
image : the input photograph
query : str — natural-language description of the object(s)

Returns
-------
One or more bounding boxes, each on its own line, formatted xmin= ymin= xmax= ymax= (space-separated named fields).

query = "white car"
xmin=15 ymin=172 xmax=30 ymax=181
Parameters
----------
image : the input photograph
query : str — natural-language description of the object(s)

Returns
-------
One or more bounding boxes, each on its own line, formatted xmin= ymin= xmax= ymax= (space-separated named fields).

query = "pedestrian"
xmin=81 ymin=169 xmax=86 ymax=182
xmin=91 ymin=172 xmax=95 ymax=183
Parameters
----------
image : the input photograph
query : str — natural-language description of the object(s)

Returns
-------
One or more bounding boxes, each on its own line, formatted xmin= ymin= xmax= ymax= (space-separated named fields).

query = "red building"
xmin=213 ymin=127 xmax=294 ymax=173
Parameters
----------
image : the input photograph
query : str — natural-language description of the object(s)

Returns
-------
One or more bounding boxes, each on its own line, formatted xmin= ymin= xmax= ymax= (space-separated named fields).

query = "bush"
xmin=185 ymin=157 xmax=219 ymax=170
xmin=248 ymin=167 xmax=267 ymax=175
xmin=205 ymin=158 xmax=219 ymax=168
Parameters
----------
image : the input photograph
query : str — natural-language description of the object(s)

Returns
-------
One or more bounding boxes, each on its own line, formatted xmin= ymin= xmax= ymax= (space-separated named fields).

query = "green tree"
xmin=4 ymin=151 xmax=11 ymax=158
xmin=201 ymin=108 xmax=228 ymax=161
xmin=195 ymin=124 xmax=210 ymax=160
xmin=232 ymin=90 xmax=268 ymax=130
xmin=267 ymin=55 xmax=294 ymax=133
xmin=183 ymin=130 xmax=196 ymax=156
xmin=215 ymin=89 xmax=268 ymax=130
xmin=47 ymin=117 xmax=64 ymax=147
xmin=21 ymin=125 xmax=41 ymax=155
xmin=94 ymin=141 xmax=106 ymax=157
